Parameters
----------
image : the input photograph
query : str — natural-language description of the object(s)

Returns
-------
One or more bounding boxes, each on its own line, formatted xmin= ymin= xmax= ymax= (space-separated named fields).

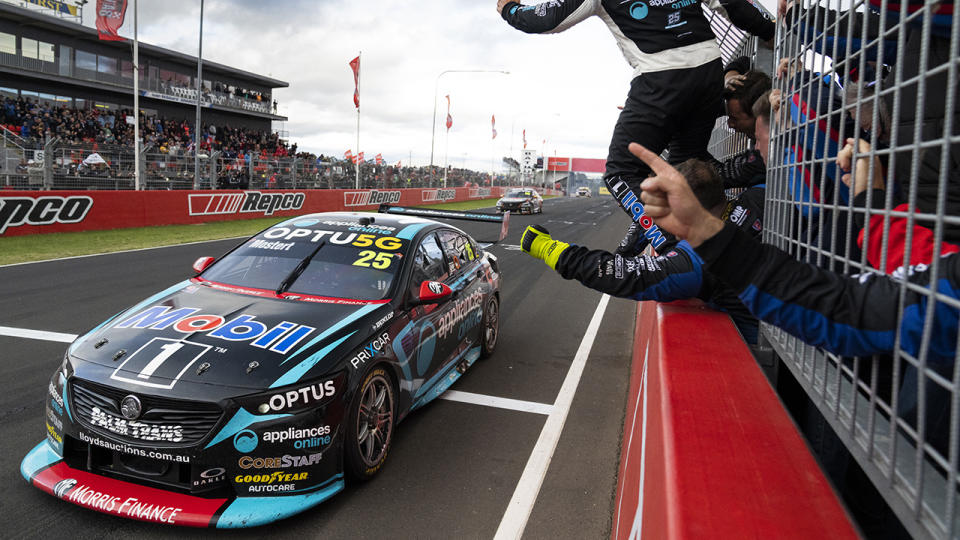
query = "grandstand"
xmin=0 ymin=0 xmax=290 ymax=189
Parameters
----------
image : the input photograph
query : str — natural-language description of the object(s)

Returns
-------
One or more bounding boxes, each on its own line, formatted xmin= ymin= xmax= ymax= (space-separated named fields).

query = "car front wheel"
xmin=345 ymin=367 xmax=396 ymax=480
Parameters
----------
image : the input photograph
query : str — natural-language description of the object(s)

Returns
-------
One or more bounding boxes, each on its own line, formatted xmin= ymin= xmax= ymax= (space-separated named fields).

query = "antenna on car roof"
xmin=359 ymin=216 xmax=375 ymax=225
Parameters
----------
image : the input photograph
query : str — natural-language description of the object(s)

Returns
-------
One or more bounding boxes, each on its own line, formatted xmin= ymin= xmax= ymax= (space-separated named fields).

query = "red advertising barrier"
xmin=612 ymin=300 xmax=858 ymax=539
xmin=0 ymin=186 xmax=552 ymax=237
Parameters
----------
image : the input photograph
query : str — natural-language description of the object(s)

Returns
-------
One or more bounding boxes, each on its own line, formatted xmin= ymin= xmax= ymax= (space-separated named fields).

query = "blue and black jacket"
xmin=697 ymin=222 xmax=960 ymax=365
xmin=556 ymin=187 xmax=765 ymax=342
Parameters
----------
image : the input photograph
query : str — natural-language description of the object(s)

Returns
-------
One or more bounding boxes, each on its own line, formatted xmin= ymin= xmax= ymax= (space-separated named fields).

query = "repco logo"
xmin=0 ymin=196 xmax=92 ymax=234
xmin=422 ymin=189 xmax=456 ymax=202
xmin=344 ymin=190 xmax=401 ymax=207
xmin=239 ymin=191 xmax=305 ymax=216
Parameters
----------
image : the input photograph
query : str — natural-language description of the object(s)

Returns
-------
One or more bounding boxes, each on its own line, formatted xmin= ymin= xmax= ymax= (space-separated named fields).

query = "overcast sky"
xmin=77 ymin=0 xmax=774 ymax=171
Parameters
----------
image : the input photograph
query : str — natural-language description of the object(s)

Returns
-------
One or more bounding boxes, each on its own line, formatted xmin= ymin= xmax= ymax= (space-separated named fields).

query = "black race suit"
xmin=555 ymin=187 xmax=765 ymax=342
xmin=500 ymin=0 xmax=774 ymax=248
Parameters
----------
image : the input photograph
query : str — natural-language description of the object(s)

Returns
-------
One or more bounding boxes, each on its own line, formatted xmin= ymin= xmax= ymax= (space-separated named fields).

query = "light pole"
xmin=429 ymin=69 xmax=509 ymax=169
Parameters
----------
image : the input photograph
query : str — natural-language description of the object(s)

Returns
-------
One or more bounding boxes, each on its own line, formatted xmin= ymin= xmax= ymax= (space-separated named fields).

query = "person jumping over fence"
xmin=496 ymin=0 xmax=774 ymax=255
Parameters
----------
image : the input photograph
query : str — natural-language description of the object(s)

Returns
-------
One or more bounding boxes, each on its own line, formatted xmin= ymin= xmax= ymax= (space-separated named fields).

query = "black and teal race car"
xmin=22 ymin=209 xmax=502 ymax=527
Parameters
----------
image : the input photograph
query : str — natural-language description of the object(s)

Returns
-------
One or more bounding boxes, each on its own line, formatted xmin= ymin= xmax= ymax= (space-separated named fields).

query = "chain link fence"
xmin=706 ymin=1 xmax=960 ymax=538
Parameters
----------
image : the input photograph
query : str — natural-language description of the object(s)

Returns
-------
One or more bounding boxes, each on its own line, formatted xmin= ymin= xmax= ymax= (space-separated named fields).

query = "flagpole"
xmin=133 ymin=0 xmax=140 ymax=190
xmin=355 ymin=51 xmax=361 ymax=189
xmin=443 ymin=127 xmax=449 ymax=188
xmin=194 ymin=0 xmax=204 ymax=189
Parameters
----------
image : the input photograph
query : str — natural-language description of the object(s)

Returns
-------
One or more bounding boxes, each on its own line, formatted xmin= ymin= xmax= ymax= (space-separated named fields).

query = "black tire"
xmin=480 ymin=295 xmax=500 ymax=358
xmin=345 ymin=366 xmax=396 ymax=481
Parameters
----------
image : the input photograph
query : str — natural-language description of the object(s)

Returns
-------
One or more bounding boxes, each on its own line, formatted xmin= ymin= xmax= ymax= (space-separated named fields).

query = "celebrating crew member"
xmin=495 ymin=0 xmax=774 ymax=252
xmin=521 ymin=159 xmax=765 ymax=342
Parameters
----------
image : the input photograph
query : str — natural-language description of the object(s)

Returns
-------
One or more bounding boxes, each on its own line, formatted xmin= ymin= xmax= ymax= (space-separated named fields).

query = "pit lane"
xmin=0 ymin=196 xmax=636 ymax=538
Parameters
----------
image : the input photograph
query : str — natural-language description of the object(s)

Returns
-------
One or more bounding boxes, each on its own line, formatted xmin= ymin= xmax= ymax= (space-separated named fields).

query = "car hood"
xmin=499 ymin=197 xmax=531 ymax=203
xmin=69 ymin=280 xmax=390 ymax=393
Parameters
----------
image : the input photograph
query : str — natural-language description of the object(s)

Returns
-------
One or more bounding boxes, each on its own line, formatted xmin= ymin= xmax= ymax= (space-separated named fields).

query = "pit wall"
xmin=0 ymin=186 xmax=558 ymax=237
xmin=612 ymin=299 xmax=859 ymax=539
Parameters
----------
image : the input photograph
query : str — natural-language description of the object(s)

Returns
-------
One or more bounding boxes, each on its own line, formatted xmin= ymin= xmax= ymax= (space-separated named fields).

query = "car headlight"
xmin=237 ymin=371 xmax=347 ymax=415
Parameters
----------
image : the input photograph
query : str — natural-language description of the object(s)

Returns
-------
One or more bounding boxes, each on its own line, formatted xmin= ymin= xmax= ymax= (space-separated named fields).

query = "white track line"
xmin=494 ymin=294 xmax=611 ymax=540
xmin=0 ymin=326 xmax=78 ymax=343
xmin=441 ymin=390 xmax=554 ymax=416
xmin=0 ymin=236 xmax=248 ymax=268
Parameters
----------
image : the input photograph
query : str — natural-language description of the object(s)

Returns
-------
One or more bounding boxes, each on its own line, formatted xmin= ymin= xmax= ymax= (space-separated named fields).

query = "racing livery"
xmin=21 ymin=211 xmax=502 ymax=527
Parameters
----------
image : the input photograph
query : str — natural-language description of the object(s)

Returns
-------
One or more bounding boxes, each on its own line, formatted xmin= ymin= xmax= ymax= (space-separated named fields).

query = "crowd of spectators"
xmin=1 ymin=96 xmax=290 ymax=157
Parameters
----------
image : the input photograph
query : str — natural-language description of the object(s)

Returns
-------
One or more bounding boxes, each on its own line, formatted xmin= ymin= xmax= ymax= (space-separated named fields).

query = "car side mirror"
xmin=193 ymin=256 xmax=215 ymax=274
xmin=414 ymin=280 xmax=453 ymax=305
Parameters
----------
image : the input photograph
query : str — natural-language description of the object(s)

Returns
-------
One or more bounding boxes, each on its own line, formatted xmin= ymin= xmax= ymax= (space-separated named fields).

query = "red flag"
xmin=491 ymin=114 xmax=497 ymax=139
xmin=445 ymin=95 xmax=453 ymax=131
xmin=358 ymin=152 xmax=365 ymax=162
xmin=375 ymin=153 xmax=384 ymax=165
xmin=523 ymin=129 xmax=527 ymax=149
xmin=396 ymin=161 xmax=402 ymax=167
xmin=96 ymin=0 xmax=128 ymax=41
xmin=344 ymin=149 xmax=353 ymax=159
xmin=349 ymin=56 xmax=360 ymax=109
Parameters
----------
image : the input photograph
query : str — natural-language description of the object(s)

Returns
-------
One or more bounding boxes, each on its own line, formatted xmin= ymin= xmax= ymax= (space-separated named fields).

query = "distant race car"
xmin=496 ymin=188 xmax=543 ymax=214
xmin=576 ymin=187 xmax=591 ymax=198
xmin=21 ymin=209 xmax=503 ymax=528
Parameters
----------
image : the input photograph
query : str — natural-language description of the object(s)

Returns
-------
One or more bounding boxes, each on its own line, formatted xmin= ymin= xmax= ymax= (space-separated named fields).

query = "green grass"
xmin=0 ymin=198 xmax=507 ymax=266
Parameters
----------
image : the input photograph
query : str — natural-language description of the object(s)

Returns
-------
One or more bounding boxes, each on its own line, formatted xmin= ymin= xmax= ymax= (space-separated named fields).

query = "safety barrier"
xmin=612 ymin=300 xmax=858 ymax=539
xmin=0 ymin=185 xmax=545 ymax=237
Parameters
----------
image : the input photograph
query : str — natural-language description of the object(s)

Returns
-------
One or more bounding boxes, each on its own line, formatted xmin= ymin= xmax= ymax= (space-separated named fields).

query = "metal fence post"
xmin=291 ymin=157 xmax=297 ymax=189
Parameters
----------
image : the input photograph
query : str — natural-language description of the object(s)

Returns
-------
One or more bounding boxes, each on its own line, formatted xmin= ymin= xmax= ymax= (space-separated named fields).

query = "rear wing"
xmin=378 ymin=204 xmax=510 ymax=242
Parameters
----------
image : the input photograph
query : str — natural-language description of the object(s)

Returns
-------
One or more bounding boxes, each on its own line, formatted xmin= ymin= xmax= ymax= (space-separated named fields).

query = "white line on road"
xmin=0 ymin=326 xmax=78 ymax=343
xmin=494 ymin=293 xmax=611 ymax=540
xmin=441 ymin=390 xmax=554 ymax=416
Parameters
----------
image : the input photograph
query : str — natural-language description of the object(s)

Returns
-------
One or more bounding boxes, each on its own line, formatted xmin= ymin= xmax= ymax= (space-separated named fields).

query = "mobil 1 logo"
xmin=111 ymin=338 xmax=211 ymax=389
xmin=0 ymin=196 xmax=93 ymax=234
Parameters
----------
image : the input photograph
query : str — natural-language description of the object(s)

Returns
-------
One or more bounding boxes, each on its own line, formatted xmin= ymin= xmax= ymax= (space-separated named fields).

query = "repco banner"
xmin=0 ymin=186 xmax=558 ymax=237
xmin=422 ymin=189 xmax=457 ymax=202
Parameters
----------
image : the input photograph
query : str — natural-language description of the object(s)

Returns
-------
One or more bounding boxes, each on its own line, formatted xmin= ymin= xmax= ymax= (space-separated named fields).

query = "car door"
xmin=391 ymin=232 xmax=453 ymax=397
xmin=435 ymin=229 xmax=486 ymax=351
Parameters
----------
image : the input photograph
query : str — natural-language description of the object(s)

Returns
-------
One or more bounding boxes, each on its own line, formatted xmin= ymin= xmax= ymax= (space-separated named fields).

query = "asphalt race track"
xmin=0 ymin=195 xmax=638 ymax=539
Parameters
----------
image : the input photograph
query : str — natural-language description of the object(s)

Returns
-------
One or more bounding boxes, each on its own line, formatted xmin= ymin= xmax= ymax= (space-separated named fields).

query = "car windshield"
xmin=506 ymin=191 xmax=532 ymax=198
xmin=201 ymin=226 xmax=410 ymax=300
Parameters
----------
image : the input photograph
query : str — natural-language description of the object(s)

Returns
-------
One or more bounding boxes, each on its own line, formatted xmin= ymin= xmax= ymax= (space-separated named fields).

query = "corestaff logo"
xmin=344 ymin=190 xmax=401 ymax=207
xmin=188 ymin=191 xmax=305 ymax=217
xmin=469 ymin=187 xmax=492 ymax=199
xmin=0 ymin=196 xmax=93 ymax=235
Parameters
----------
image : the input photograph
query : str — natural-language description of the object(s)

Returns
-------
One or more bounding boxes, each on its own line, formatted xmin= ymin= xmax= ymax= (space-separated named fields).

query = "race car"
xmin=496 ymin=188 xmax=543 ymax=214
xmin=576 ymin=187 xmax=591 ymax=198
xmin=21 ymin=210 xmax=502 ymax=528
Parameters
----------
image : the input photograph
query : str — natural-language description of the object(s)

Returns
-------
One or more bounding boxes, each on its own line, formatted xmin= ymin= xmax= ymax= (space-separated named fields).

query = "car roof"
xmin=269 ymin=212 xmax=470 ymax=241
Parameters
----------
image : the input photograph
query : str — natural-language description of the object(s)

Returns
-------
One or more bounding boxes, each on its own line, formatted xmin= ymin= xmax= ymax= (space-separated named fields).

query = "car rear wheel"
xmin=481 ymin=295 xmax=499 ymax=358
xmin=345 ymin=367 xmax=395 ymax=481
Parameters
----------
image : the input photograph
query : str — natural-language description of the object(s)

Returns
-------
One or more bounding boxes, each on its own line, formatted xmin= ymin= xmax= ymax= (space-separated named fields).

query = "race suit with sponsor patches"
xmin=553 ymin=187 xmax=765 ymax=342
xmin=499 ymin=0 xmax=774 ymax=246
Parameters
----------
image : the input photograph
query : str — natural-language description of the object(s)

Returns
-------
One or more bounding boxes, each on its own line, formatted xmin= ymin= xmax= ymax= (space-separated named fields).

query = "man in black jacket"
xmin=497 ymin=0 xmax=774 ymax=251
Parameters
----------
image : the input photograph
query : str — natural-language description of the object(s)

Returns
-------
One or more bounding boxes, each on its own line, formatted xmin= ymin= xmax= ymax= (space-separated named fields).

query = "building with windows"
xmin=0 ymin=1 xmax=288 ymax=131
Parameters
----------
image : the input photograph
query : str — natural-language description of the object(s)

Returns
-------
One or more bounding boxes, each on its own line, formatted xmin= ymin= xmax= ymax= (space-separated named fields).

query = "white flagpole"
xmin=355 ymin=51 xmax=361 ymax=189
xmin=194 ymin=0 xmax=204 ymax=189
xmin=443 ymin=127 xmax=449 ymax=188
xmin=133 ymin=0 xmax=140 ymax=190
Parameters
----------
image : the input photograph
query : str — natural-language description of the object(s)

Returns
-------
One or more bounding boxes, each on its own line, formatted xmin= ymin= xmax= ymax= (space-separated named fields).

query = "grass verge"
xmin=0 ymin=198 xmax=504 ymax=266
